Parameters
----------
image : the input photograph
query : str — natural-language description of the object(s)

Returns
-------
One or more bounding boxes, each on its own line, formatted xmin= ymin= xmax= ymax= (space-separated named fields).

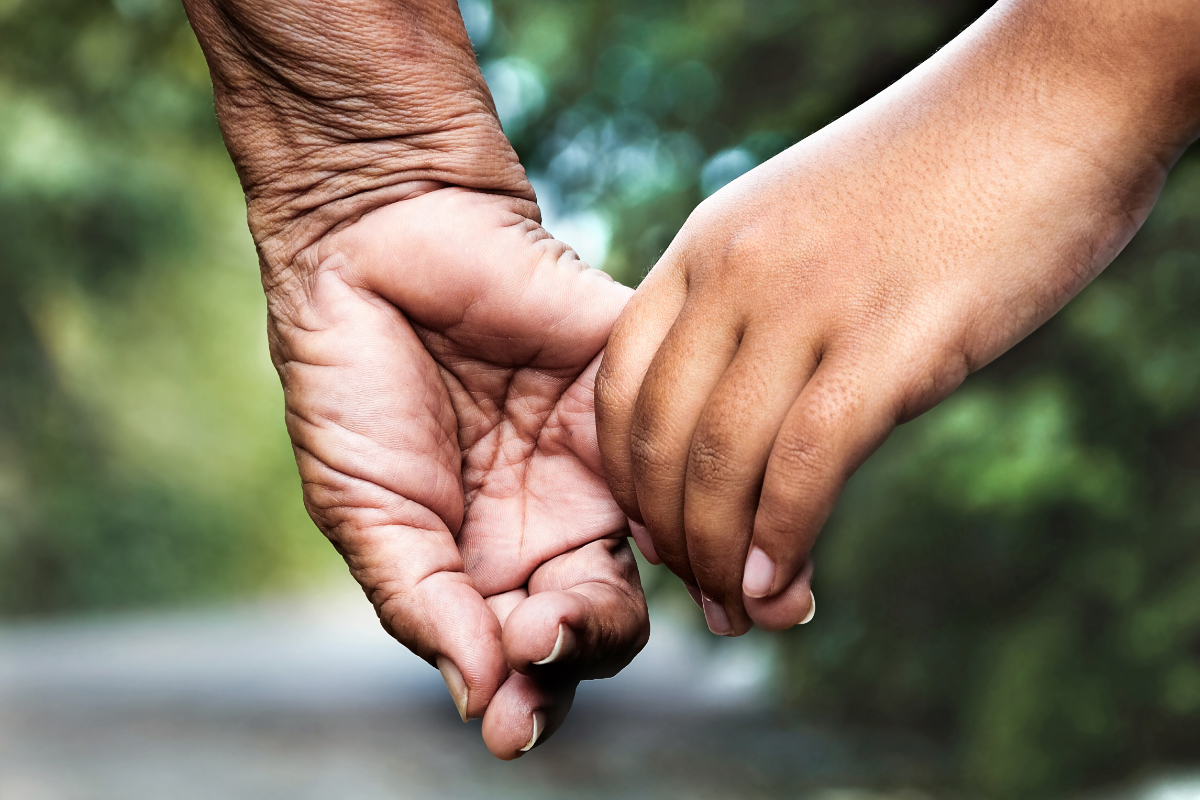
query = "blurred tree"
xmin=2 ymin=0 xmax=1198 ymax=795
xmin=0 ymin=0 xmax=330 ymax=613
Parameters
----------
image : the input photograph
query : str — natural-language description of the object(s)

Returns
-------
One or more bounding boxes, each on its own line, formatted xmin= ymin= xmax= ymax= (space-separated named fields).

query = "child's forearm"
xmin=844 ymin=0 xmax=1200 ymax=261
xmin=978 ymin=0 xmax=1200 ymax=153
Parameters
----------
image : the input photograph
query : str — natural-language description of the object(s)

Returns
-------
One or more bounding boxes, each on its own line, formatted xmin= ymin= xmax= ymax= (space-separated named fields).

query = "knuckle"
xmin=689 ymin=551 xmax=728 ymax=587
xmin=707 ymin=224 xmax=773 ymax=291
xmin=676 ymin=208 xmax=770 ymax=288
xmin=594 ymin=361 xmax=637 ymax=429
xmin=720 ymin=223 xmax=768 ymax=271
xmin=753 ymin=490 xmax=803 ymax=538
xmin=686 ymin=435 xmax=739 ymax=492
xmin=628 ymin=420 xmax=672 ymax=476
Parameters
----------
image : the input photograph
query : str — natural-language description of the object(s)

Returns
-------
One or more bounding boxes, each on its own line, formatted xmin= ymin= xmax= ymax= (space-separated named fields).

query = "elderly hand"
xmin=277 ymin=184 xmax=645 ymax=758
xmin=181 ymin=0 xmax=647 ymax=758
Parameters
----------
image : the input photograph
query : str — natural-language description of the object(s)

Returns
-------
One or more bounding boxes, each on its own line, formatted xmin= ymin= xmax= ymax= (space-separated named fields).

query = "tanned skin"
xmin=596 ymin=0 xmax=1200 ymax=636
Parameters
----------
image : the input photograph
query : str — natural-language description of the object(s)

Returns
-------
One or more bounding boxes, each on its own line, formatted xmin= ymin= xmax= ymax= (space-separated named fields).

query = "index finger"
xmin=595 ymin=263 xmax=688 ymax=533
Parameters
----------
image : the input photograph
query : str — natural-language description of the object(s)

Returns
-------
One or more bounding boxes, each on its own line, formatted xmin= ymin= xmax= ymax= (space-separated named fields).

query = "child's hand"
xmin=595 ymin=0 xmax=1199 ymax=636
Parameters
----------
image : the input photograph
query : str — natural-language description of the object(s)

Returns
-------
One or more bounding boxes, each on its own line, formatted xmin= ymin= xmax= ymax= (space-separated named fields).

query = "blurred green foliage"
xmin=2 ymin=0 xmax=1198 ymax=796
xmin=0 ymin=0 xmax=331 ymax=613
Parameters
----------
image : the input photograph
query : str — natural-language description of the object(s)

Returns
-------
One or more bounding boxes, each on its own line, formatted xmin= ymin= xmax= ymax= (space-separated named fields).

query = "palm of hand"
xmin=426 ymin=327 xmax=626 ymax=597
xmin=270 ymin=186 xmax=643 ymax=758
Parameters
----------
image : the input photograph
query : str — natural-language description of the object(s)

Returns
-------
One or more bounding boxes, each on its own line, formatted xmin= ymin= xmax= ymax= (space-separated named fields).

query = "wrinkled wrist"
xmin=183 ymin=0 xmax=533 ymax=276
xmin=234 ymin=112 xmax=531 ymax=279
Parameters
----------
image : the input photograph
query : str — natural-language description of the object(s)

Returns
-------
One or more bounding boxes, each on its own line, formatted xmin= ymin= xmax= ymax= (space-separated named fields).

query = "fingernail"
xmin=799 ymin=591 xmax=816 ymax=626
xmin=628 ymin=520 xmax=661 ymax=565
xmin=533 ymin=622 xmax=576 ymax=665
xmin=702 ymin=595 xmax=733 ymax=636
xmin=742 ymin=547 xmax=776 ymax=599
xmin=520 ymin=711 xmax=546 ymax=752
xmin=436 ymin=656 xmax=470 ymax=722
xmin=685 ymin=584 xmax=703 ymax=609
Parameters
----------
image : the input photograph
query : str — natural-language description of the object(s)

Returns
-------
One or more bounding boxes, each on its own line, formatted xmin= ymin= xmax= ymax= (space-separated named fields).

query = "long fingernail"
xmin=702 ymin=595 xmax=733 ymax=636
xmin=533 ymin=622 xmax=576 ymax=665
xmin=520 ymin=711 xmax=546 ymax=752
xmin=742 ymin=547 xmax=776 ymax=599
xmin=799 ymin=591 xmax=816 ymax=626
xmin=685 ymin=584 xmax=703 ymax=609
xmin=436 ymin=656 xmax=469 ymax=722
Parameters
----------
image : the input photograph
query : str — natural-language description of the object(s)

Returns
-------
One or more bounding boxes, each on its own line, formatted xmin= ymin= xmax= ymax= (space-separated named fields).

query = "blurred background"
xmin=1 ymin=0 xmax=1199 ymax=797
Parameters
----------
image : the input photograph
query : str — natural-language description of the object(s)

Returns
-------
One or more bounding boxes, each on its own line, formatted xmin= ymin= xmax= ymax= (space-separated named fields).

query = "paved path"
xmin=0 ymin=592 xmax=1194 ymax=800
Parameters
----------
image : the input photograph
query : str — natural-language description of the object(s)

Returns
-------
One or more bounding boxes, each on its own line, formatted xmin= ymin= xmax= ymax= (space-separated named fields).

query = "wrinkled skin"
xmin=270 ymin=184 xmax=647 ymax=758
xmin=178 ymin=0 xmax=651 ymax=760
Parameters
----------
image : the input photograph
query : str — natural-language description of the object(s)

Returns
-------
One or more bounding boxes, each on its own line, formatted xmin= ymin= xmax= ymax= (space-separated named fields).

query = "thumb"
xmin=330 ymin=187 xmax=632 ymax=369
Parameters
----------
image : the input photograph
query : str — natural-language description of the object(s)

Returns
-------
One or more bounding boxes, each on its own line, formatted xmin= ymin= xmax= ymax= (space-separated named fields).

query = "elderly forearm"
xmin=181 ymin=0 xmax=530 ymax=269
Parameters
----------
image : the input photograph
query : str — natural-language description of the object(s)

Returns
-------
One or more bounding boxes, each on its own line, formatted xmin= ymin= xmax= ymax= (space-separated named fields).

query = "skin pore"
xmin=595 ymin=0 xmax=1200 ymax=636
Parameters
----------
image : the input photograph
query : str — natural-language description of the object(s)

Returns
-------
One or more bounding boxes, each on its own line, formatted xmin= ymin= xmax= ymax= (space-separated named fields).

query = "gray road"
xmin=0 ymin=591 xmax=1195 ymax=800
